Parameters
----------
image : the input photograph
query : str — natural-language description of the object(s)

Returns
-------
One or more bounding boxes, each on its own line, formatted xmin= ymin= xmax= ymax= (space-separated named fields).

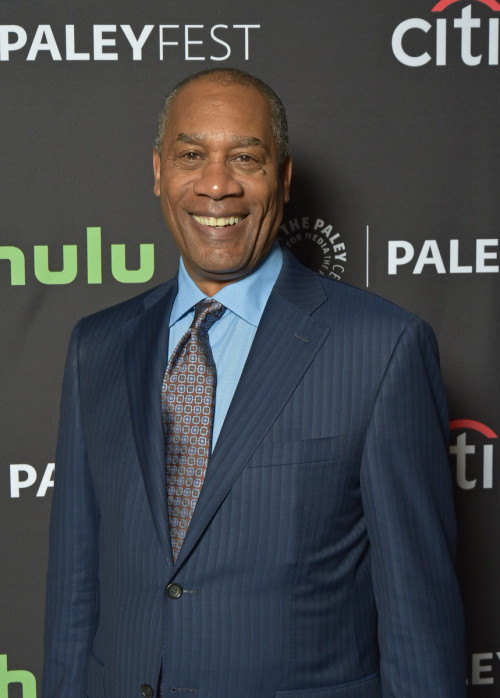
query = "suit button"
xmin=166 ymin=583 xmax=183 ymax=599
xmin=140 ymin=684 xmax=154 ymax=697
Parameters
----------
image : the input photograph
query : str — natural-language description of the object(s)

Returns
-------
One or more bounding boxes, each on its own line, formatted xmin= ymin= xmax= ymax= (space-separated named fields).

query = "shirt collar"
xmin=170 ymin=242 xmax=283 ymax=328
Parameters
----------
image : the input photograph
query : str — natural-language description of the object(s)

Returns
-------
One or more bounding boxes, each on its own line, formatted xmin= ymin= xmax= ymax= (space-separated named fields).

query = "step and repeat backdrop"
xmin=1 ymin=0 xmax=499 ymax=695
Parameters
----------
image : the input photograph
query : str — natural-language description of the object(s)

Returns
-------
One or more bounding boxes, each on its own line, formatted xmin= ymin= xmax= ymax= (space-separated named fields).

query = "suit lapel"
xmin=124 ymin=280 xmax=177 ymax=563
xmin=174 ymin=254 xmax=330 ymax=568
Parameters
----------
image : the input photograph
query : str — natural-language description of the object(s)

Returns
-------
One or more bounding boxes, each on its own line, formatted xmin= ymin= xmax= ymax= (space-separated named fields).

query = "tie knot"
xmin=191 ymin=299 xmax=226 ymax=333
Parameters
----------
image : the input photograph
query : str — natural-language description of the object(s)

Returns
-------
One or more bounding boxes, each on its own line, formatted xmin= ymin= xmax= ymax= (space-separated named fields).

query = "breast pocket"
xmin=248 ymin=435 xmax=343 ymax=468
xmin=236 ymin=435 xmax=350 ymax=565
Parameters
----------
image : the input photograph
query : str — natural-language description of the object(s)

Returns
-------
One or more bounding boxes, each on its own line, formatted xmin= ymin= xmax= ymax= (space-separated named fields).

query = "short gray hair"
xmin=154 ymin=68 xmax=290 ymax=163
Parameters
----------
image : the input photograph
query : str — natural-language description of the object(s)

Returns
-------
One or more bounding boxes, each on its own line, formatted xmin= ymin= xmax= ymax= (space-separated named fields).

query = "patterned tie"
xmin=161 ymin=299 xmax=226 ymax=561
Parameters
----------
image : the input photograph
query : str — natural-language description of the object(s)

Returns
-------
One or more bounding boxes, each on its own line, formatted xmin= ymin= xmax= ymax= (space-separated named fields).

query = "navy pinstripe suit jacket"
xmin=43 ymin=250 xmax=465 ymax=698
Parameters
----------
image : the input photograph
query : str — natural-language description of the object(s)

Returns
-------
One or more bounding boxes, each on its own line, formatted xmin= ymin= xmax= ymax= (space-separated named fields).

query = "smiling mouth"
xmin=192 ymin=214 xmax=245 ymax=228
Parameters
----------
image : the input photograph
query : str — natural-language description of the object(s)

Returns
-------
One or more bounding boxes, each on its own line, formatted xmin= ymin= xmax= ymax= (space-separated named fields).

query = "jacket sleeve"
xmin=360 ymin=317 xmax=466 ymax=697
xmin=42 ymin=320 xmax=99 ymax=698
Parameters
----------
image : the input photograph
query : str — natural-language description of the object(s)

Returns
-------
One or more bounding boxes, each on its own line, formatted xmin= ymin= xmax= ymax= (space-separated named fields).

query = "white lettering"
xmin=472 ymin=653 xmax=494 ymax=685
xmin=413 ymin=240 xmax=446 ymax=274
xmin=389 ymin=238 xmax=500 ymax=274
xmin=65 ymin=25 xmax=90 ymax=60
xmin=9 ymin=463 xmax=56 ymax=498
xmin=476 ymin=239 xmax=499 ymax=272
xmin=93 ymin=25 xmax=118 ymax=61
xmin=490 ymin=18 xmax=499 ymax=65
xmin=450 ymin=432 xmax=476 ymax=490
xmin=210 ymin=24 xmax=231 ymax=61
xmin=388 ymin=241 xmax=415 ymax=274
xmin=394 ymin=6 xmax=500 ymax=68
xmin=0 ymin=26 xmax=27 ymax=61
xmin=121 ymin=25 xmax=154 ymax=61
xmin=436 ymin=18 xmax=447 ymax=66
xmin=26 ymin=25 xmax=62 ymax=61
xmin=158 ymin=25 xmax=179 ymax=60
xmin=37 ymin=463 xmax=55 ymax=497
xmin=185 ymin=25 xmax=204 ymax=61
xmin=455 ymin=4 xmax=482 ymax=66
xmin=449 ymin=239 xmax=472 ymax=273
xmin=233 ymin=24 xmax=260 ymax=60
xmin=483 ymin=445 xmax=494 ymax=489
xmin=0 ymin=24 xmax=261 ymax=63
xmin=392 ymin=18 xmax=432 ymax=67
xmin=9 ymin=464 xmax=37 ymax=498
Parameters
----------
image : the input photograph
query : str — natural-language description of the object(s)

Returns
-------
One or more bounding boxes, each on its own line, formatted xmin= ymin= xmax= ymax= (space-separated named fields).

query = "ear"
xmin=281 ymin=156 xmax=292 ymax=203
xmin=153 ymin=148 xmax=161 ymax=197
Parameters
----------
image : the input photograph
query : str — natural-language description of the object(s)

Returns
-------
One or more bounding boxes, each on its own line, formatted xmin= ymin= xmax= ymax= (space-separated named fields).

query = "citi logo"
xmin=449 ymin=419 xmax=498 ymax=490
xmin=392 ymin=0 xmax=500 ymax=67
xmin=0 ymin=227 xmax=155 ymax=286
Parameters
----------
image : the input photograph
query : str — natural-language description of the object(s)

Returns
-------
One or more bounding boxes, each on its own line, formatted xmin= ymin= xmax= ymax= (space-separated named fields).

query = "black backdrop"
xmin=1 ymin=1 xmax=499 ymax=694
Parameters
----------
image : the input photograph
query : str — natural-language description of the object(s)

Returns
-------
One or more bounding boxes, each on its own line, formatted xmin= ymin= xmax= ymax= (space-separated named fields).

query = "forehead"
xmin=164 ymin=80 xmax=274 ymax=145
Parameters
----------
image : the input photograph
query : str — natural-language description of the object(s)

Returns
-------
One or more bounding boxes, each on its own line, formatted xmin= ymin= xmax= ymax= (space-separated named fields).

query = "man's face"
xmin=153 ymin=79 xmax=292 ymax=294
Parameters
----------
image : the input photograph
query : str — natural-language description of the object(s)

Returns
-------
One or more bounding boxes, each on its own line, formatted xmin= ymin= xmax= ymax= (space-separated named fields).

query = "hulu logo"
xmin=0 ymin=227 xmax=155 ymax=285
xmin=0 ymin=655 xmax=36 ymax=698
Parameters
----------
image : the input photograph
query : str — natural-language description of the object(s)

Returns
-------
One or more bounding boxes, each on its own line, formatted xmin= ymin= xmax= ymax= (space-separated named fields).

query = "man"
xmin=43 ymin=68 xmax=465 ymax=698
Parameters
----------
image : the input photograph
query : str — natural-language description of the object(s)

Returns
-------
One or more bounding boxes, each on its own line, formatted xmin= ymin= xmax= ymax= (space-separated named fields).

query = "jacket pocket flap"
xmin=249 ymin=435 xmax=342 ymax=468
xmin=275 ymin=673 xmax=381 ymax=697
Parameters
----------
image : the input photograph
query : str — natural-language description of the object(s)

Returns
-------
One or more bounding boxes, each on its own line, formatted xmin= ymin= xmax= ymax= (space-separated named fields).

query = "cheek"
xmin=259 ymin=189 xmax=282 ymax=222
xmin=251 ymin=183 xmax=275 ymax=212
xmin=161 ymin=194 xmax=185 ymax=227
xmin=161 ymin=173 xmax=188 ymax=206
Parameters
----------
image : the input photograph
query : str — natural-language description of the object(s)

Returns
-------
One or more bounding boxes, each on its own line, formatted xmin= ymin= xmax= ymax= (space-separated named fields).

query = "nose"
xmin=193 ymin=159 xmax=244 ymax=199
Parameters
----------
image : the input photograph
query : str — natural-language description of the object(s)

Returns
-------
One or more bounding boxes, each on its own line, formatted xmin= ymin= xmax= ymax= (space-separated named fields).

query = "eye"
xmin=232 ymin=153 xmax=261 ymax=170
xmin=183 ymin=151 xmax=202 ymax=160
xmin=175 ymin=150 xmax=204 ymax=168
xmin=234 ymin=153 xmax=257 ymax=163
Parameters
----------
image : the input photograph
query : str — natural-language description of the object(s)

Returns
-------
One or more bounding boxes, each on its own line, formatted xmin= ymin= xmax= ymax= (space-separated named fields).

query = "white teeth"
xmin=192 ymin=214 xmax=243 ymax=228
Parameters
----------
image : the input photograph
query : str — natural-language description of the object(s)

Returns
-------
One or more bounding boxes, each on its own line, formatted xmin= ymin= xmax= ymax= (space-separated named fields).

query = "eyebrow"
xmin=176 ymin=133 xmax=203 ymax=144
xmin=176 ymin=133 xmax=266 ymax=149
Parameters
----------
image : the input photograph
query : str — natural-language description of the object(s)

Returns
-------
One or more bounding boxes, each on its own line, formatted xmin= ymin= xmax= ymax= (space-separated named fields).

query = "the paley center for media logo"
xmin=392 ymin=0 xmax=500 ymax=67
xmin=278 ymin=215 xmax=348 ymax=280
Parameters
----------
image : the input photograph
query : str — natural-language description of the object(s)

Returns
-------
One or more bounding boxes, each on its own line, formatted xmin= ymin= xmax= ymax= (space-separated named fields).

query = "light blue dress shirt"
xmin=167 ymin=243 xmax=283 ymax=448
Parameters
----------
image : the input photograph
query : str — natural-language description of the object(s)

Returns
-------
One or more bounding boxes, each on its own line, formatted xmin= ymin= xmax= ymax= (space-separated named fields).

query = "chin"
xmin=199 ymin=252 xmax=251 ymax=276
